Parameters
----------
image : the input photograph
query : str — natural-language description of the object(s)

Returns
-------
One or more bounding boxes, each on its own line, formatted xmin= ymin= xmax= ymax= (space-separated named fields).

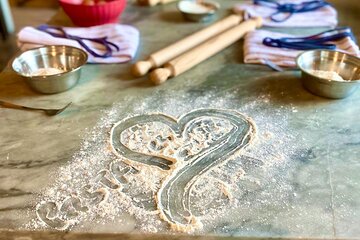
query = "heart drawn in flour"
xmin=110 ymin=109 xmax=256 ymax=231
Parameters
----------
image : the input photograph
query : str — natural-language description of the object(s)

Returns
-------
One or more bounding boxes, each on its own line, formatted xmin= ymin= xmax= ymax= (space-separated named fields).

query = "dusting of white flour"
xmin=308 ymin=70 xmax=349 ymax=82
xmin=29 ymin=67 xmax=65 ymax=76
xmin=24 ymin=89 xmax=301 ymax=234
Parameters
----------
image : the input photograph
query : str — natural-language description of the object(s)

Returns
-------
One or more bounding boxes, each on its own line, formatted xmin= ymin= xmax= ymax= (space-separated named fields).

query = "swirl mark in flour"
xmin=111 ymin=109 xmax=256 ymax=231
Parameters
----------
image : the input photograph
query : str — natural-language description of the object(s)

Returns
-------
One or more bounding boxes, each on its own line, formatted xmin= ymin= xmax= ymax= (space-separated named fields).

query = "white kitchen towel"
xmin=17 ymin=23 xmax=140 ymax=64
xmin=244 ymin=29 xmax=360 ymax=67
xmin=233 ymin=0 xmax=338 ymax=27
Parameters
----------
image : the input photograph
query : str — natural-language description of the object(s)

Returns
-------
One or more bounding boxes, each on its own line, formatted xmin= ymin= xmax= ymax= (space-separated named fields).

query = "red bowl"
xmin=59 ymin=0 xmax=127 ymax=27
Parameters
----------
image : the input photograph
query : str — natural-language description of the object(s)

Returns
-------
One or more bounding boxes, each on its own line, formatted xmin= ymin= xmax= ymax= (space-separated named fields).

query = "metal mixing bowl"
xmin=177 ymin=0 xmax=220 ymax=22
xmin=11 ymin=45 xmax=88 ymax=94
xmin=296 ymin=50 xmax=360 ymax=99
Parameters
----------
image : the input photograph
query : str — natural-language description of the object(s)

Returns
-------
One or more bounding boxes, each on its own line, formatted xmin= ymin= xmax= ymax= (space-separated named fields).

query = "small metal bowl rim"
xmin=177 ymin=0 xmax=220 ymax=15
xmin=296 ymin=49 xmax=360 ymax=85
xmin=11 ymin=45 xmax=88 ymax=78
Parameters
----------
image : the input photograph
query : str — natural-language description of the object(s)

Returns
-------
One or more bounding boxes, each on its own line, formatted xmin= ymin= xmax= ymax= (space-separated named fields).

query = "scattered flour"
xmin=308 ymin=70 xmax=348 ymax=82
xmin=29 ymin=67 xmax=65 ymax=76
xmin=24 ymin=89 xmax=302 ymax=234
xmin=120 ymin=118 xmax=233 ymax=163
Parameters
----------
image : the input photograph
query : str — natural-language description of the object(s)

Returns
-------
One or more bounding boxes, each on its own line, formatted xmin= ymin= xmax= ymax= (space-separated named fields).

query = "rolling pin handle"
xmin=150 ymin=67 xmax=172 ymax=85
xmin=132 ymin=60 xmax=154 ymax=77
xmin=254 ymin=17 xmax=263 ymax=28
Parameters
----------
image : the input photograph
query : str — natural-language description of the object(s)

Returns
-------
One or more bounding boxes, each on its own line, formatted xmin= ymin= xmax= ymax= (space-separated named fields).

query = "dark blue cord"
xmin=254 ymin=0 xmax=330 ymax=22
xmin=263 ymin=27 xmax=355 ymax=50
xmin=37 ymin=25 xmax=120 ymax=58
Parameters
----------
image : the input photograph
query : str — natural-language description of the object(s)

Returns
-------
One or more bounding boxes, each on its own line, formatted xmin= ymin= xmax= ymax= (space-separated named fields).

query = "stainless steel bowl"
xmin=177 ymin=0 xmax=220 ymax=23
xmin=11 ymin=45 xmax=88 ymax=94
xmin=296 ymin=50 xmax=360 ymax=99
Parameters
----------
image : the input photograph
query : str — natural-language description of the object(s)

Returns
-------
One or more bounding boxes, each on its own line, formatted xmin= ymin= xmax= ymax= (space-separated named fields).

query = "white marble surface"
xmin=0 ymin=0 xmax=360 ymax=239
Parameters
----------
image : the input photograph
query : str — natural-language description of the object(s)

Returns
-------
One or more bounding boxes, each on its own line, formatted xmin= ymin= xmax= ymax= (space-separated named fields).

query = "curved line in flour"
xmin=36 ymin=201 xmax=70 ymax=230
xmin=110 ymin=109 xmax=256 ymax=231
xmin=110 ymin=114 xmax=181 ymax=170
xmin=156 ymin=109 xmax=256 ymax=231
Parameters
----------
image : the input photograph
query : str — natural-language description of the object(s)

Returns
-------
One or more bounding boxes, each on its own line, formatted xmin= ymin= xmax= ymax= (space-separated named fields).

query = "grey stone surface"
xmin=0 ymin=0 xmax=359 ymax=239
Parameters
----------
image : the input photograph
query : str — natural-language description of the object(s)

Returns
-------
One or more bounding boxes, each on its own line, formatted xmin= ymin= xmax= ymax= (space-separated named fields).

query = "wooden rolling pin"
xmin=137 ymin=0 xmax=177 ymax=6
xmin=150 ymin=17 xmax=262 ymax=85
xmin=132 ymin=14 xmax=244 ymax=77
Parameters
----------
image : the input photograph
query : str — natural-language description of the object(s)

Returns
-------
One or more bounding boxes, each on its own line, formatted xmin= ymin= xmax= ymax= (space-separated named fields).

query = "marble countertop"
xmin=0 ymin=0 xmax=359 ymax=239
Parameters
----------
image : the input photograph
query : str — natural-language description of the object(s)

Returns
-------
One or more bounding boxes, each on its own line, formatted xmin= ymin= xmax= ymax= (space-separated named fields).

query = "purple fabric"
xmin=17 ymin=23 xmax=139 ymax=64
